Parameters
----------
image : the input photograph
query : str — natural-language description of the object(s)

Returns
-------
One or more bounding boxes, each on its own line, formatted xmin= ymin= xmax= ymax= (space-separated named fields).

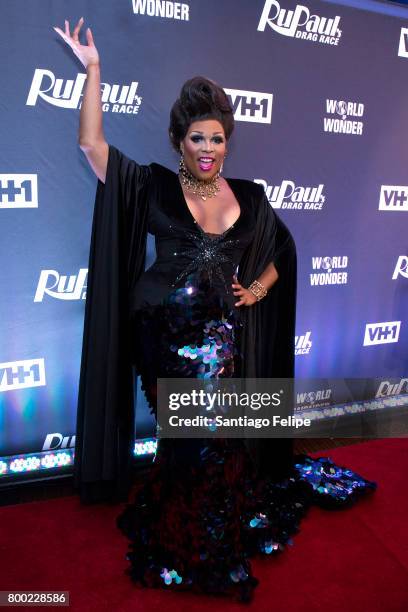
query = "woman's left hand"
xmin=232 ymin=274 xmax=258 ymax=307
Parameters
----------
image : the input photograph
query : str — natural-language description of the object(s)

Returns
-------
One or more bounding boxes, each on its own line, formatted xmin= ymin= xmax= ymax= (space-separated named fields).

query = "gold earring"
xmin=220 ymin=152 xmax=227 ymax=174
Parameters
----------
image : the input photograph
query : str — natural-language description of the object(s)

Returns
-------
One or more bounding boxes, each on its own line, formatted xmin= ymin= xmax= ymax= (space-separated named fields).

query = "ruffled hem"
xmin=116 ymin=445 xmax=377 ymax=603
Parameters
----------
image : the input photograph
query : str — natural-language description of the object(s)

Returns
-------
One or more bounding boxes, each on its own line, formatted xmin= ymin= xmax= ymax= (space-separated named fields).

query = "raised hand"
xmin=53 ymin=17 xmax=99 ymax=68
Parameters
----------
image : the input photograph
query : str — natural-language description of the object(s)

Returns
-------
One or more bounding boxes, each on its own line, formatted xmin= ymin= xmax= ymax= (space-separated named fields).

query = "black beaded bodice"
xmin=129 ymin=167 xmax=256 ymax=312
xmin=171 ymin=226 xmax=240 ymax=291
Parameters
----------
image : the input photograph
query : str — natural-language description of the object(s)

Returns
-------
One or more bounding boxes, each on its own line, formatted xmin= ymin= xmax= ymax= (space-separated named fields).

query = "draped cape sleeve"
xmin=73 ymin=144 xmax=152 ymax=504
xmin=237 ymin=182 xmax=297 ymax=478
xmin=238 ymin=183 xmax=297 ymax=379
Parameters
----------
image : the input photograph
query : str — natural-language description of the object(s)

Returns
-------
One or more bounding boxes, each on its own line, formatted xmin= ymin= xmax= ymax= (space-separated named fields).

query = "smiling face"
xmin=180 ymin=119 xmax=227 ymax=181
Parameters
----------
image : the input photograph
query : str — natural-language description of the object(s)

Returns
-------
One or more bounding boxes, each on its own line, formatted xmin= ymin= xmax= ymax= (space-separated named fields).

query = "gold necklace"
xmin=178 ymin=156 xmax=220 ymax=201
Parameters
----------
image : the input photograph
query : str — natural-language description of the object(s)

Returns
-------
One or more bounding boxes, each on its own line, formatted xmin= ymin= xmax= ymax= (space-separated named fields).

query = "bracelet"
xmin=248 ymin=279 xmax=268 ymax=301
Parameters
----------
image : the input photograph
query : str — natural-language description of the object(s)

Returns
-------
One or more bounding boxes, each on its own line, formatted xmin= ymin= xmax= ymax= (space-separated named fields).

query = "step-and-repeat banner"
xmin=1 ymin=0 xmax=407 ymax=462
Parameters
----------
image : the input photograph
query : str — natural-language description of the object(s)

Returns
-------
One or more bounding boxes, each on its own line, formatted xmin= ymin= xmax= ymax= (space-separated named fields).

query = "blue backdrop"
xmin=0 ymin=0 xmax=407 ymax=462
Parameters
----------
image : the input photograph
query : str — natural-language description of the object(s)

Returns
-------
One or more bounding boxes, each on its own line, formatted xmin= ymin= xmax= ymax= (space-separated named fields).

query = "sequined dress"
xmin=114 ymin=158 xmax=378 ymax=603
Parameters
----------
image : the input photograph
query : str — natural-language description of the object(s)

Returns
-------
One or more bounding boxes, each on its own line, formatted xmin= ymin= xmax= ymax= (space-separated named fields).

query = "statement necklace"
xmin=178 ymin=156 xmax=221 ymax=201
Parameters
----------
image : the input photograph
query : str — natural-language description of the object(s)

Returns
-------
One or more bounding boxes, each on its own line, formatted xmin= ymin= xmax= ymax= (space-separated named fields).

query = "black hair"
xmin=169 ymin=76 xmax=234 ymax=152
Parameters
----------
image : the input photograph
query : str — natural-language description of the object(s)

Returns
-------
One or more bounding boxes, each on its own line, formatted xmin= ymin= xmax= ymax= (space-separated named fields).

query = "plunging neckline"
xmin=176 ymin=174 xmax=242 ymax=236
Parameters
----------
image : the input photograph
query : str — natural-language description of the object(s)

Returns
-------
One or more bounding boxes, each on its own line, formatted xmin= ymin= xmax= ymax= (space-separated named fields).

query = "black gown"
xmin=74 ymin=145 xmax=377 ymax=602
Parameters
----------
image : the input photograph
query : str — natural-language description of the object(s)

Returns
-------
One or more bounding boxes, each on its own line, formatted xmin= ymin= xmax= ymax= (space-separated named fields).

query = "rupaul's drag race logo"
xmin=323 ymin=99 xmax=364 ymax=135
xmin=254 ymin=178 xmax=325 ymax=211
xmin=0 ymin=174 xmax=38 ymax=209
xmin=295 ymin=331 xmax=312 ymax=355
xmin=43 ymin=432 xmax=75 ymax=451
xmin=132 ymin=0 xmax=189 ymax=20
xmin=26 ymin=69 xmax=143 ymax=114
xmin=257 ymin=0 xmax=342 ymax=46
xmin=310 ymin=256 xmax=348 ymax=286
xmin=0 ymin=359 xmax=46 ymax=392
xmin=392 ymin=256 xmax=408 ymax=279
xmin=34 ymin=269 xmax=87 ymax=302
xmin=375 ymin=378 xmax=408 ymax=399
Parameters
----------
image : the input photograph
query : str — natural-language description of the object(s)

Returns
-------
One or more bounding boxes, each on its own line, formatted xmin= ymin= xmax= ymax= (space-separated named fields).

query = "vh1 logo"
xmin=398 ymin=27 xmax=408 ymax=58
xmin=224 ymin=88 xmax=273 ymax=124
xmin=379 ymin=186 xmax=408 ymax=212
xmin=0 ymin=174 xmax=38 ymax=208
xmin=363 ymin=321 xmax=401 ymax=346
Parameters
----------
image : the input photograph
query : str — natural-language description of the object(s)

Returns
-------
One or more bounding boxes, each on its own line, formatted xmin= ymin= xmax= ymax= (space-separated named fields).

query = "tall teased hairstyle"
xmin=169 ymin=76 xmax=234 ymax=152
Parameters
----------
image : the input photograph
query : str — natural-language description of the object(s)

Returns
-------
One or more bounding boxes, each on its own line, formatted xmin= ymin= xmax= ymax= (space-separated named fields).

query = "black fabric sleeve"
xmin=238 ymin=185 xmax=296 ymax=479
xmin=73 ymin=144 xmax=152 ymax=504
xmin=238 ymin=187 xmax=297 ymax=378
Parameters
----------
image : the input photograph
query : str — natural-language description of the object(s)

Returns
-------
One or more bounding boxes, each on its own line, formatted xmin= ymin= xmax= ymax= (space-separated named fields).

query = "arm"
xmin=255 ymin=261 xmax=279 ymax=289
xmin=78 ymin=63 xmax=108 ymax=183
xmin=54 ymin=18 xmax=108 ymax=183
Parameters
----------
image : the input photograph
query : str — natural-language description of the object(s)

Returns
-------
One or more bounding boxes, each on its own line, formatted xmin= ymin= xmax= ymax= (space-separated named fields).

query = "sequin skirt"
xmin=117 ymin=274 xmax=378 ymax=603
xmin=131 ymin=273 xmax=243 ymax=414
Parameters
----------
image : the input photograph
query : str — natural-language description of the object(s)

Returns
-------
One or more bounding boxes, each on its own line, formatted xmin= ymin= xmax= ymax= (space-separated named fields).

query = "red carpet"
xmin=0 ymin=439 xmax=407 ymax=611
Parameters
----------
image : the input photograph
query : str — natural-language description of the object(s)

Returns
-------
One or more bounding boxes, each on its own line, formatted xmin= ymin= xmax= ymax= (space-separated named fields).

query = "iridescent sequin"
xmin=294 ymin=455 xmax=377 ymax=507
xmin=175 ymin=313 xmax=235 ymax=378
xmin=262 ymin=540 xmax=280 ymax=554
xmin=230 ymin=564 xmax=249 ymax=583
xmin=249 ymin=512 xmax=269 ymax=528
xmin=160 ymin=568 xmax=183 ymax=585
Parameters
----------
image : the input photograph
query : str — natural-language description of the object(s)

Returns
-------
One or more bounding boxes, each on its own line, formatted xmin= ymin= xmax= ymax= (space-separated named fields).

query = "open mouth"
xmin=198 ymin=157 xmax=215 ymax=172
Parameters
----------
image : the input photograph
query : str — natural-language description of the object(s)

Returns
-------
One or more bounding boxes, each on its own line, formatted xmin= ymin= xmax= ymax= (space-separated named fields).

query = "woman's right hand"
xmin=53 ymin=17 xmax=100 ymax=69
